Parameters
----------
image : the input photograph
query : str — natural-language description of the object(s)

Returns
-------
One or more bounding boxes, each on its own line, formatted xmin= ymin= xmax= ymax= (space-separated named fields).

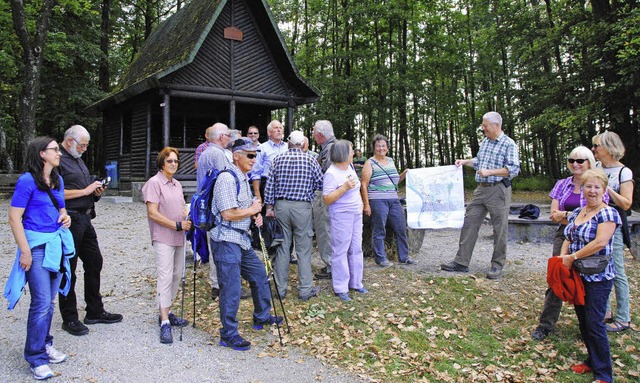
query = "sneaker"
xmin=349 ymin=287 xmax=368 ymax=294
xmin=300 ymin=286 xmax=321 ymax=301
xmin=159 ymin=323 xmax=173 ymax=344
xmin=211 ymin=287 xmax=220 ymax=300
xmin=314 ymin=267 xmax=331 ymax=280
xmin=84 ymin=310 xmax=123 ymax=325
xmin=571 ymin=363 xmax=592 ymax=374
xmin=398 ymin=258 xmax=417 ymax=265
xmin=252 ymin=315 xmax=284 ymax=330
xmin=30 ymin=364 xmax=54 ymax=380
xmin=335 ymin=292 xmax=351 ymax=301
xmin=45 ymin=344 xmax=66 ymax=364
xmin=158 ymin=313 xmax=189 ymax=327
xmin=377 ymin=260 xmax=393 ymax=268
xmin=220 ymin=335 xmax=251 ymax=351
xmin=240 ymin=287 xmax=251 ymax=300
xmin=440 ymin=261 xmax=469 ymax=272
xmin=486 ymin=267 xmax=503 ymax=280
xmin=62 ymin=320 xmax=89 ymax=336
xmin=531 ymin=326 xmax=551 ymax=341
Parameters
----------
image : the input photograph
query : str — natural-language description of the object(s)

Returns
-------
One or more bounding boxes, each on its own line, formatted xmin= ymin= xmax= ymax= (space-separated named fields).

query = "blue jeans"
xmin=575 ymin=278 xmax=613 ymax=383
xmin=25 ymin=245 xmax=62 ymax=368
xmin=211 ymin=241 xmax=271 ymax=340
xmin=606 ymin=228 xmax=630 ymax=323
xmin=370 ymin=199 xmax=409 ymax=263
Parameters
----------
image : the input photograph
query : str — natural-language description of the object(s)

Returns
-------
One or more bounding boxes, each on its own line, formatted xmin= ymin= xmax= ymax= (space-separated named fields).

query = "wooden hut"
xmin=92 ymin=0 xmax=319 ymax=189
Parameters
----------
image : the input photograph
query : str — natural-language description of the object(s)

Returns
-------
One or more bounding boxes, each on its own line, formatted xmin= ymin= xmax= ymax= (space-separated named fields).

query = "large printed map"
xmin=406 ymin=165 xmax=465 ymax=229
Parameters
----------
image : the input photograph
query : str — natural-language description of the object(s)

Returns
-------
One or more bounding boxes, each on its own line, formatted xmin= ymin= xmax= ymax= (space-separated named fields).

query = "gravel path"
xmin=0 ymin=197 xmax=551 ymax=382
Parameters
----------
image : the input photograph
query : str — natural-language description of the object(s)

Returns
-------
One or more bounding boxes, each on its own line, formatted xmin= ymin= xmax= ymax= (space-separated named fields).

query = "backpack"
xmin=189 ymin=168 xmax=240 ymax=231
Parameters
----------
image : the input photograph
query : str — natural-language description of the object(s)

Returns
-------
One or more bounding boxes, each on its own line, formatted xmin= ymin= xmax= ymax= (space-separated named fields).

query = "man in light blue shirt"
xmin=251 ymin=120 xmax=288 ymax=203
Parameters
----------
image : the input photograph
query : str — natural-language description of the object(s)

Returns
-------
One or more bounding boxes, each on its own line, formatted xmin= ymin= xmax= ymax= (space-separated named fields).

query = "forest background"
xmin=1 ymin=0 xmax=639 ymax=200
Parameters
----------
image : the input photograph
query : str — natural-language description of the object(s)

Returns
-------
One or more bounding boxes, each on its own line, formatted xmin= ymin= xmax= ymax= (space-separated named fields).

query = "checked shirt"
xmin=472 ymin=132 xmax=520 ymax=183
xmin=263 ymin=148 xmax=323 ymax=205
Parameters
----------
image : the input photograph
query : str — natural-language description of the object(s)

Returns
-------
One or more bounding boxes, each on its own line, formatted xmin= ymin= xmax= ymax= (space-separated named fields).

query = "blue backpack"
xmin=189 ymin=168 xmax=239 ymax=231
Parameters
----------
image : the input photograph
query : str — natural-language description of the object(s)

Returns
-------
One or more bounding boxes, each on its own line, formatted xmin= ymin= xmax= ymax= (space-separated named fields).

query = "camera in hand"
xmin=99 ymin=176 xmax=111 ymax=187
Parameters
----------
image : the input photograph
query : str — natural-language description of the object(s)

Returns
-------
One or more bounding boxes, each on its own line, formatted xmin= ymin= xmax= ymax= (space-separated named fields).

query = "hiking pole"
xmin=179 ymin=232 xmax=187 ymax=341
xmin=192 ymin=228 xmax=198 ymax=329
xmin=258 ymin=227 xmax=290 ymax=339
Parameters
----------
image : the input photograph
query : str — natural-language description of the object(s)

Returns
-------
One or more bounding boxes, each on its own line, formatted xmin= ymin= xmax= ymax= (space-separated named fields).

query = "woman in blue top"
xmin=9 ymin=137 xmax=72 ymax=380
xmin=561 ymin=168 xmax=620 ymax=383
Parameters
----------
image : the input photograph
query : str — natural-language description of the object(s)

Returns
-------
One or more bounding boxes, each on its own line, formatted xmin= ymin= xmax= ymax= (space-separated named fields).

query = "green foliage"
xmin=512 ymin=175 xmax=555 ymax=192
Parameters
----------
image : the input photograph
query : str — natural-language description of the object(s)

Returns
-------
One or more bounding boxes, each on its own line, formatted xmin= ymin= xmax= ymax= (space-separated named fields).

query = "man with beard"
xmin=58 ymin=125 xmax=122 ymax=336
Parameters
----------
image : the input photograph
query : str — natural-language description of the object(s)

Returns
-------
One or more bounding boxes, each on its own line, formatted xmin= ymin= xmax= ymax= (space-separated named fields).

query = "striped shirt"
xmin=564 ymin=206 xmax=621 ymax=282
xmin=472 ymin=132 xmax=520 ymax=183
xmin=263 ymin=149 xmax=323 ymax=205
xmin=366 ymin=157 xmax=400 ymax=200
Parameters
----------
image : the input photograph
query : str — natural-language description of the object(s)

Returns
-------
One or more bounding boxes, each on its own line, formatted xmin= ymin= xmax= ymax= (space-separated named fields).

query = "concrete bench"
xmin=508 ymin=212 xmax=640 ymax=260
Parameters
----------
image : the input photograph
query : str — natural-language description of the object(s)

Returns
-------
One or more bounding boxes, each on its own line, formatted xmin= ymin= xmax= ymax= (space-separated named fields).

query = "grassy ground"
xmin=175 ymin=190 xmax=639 ymax=382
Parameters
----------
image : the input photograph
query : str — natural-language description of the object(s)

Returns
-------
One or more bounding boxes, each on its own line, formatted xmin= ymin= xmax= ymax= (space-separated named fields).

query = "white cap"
xmin=288 ymin=130 xmax=305 ymax=146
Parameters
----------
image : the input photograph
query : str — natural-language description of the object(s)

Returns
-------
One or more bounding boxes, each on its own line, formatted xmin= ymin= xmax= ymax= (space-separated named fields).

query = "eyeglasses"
xmin=72 ymin=137 xmax=89 ymax=149
xmin=44 ymin=146 xmax=61 ymax=153
xmin=247 ymin=132 xmax=259 ymax=135
xmin=222 ymin=133 xmax=231 ymax=138
xmin=568 ymin=158 xmax=587 ymax=164
xmin=165 ymin=159 xmax=179 ymax=164
xmin=592 ymin=144 xmax=600 ymax=149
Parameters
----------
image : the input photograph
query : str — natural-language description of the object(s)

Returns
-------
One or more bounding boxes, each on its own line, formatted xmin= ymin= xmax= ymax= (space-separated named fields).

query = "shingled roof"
xmin=93 ymin=0 xmax=318 ymax=109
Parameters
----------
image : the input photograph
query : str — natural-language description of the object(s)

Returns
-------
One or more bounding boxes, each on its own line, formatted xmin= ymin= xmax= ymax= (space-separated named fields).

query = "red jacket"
xmin=546 ymin=257 xmax=585 ymax=306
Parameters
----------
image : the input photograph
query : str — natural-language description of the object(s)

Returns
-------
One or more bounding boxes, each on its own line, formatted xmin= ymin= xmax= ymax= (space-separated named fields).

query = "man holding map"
xmin=440 ymin=111 xmax=520 ymax=280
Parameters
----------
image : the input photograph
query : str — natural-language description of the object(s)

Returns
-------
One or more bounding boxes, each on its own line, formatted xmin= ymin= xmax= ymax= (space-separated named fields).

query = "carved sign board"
xmin=224 ymin=27 xmax=243 ymax=41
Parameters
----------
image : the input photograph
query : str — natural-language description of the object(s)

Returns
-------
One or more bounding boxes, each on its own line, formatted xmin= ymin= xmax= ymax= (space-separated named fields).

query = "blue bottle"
xmin=198 ymin=199 xmax=208 ymax=229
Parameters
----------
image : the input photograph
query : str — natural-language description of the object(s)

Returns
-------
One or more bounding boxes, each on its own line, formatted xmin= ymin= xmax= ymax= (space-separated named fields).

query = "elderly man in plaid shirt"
xmin=441 ymin=111 xmax=520 ymax=280
xmin=264 ymin=131 xmax=324 ymax=301
xmin=210 ymin=137 xmax=282 ymax=351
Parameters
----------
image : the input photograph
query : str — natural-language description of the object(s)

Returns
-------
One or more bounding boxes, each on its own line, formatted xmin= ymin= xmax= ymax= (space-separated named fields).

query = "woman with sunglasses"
xmin=592 ymin=131 xmax=633 ymax=333
xmin=7 ymin=137 xmax=73 ymax=380
xmin=531 ymin=146 xmax=608 ymax=341
xmin=561 ymin=168 xmax=620 ymax=383
xmin=142 ymin=147 xmax=192 ymax=344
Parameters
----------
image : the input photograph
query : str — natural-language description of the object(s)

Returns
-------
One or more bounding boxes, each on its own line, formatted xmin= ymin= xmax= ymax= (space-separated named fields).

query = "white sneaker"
xmin=46 ymin=344 xmax=66 ymax=364
xmin=30 ymin=364 xmax=54 ymax=380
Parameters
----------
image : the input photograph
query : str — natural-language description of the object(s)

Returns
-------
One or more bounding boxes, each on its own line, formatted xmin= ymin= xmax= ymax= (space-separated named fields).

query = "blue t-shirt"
xmin=11 ymin=172 xmax=66 ymax=233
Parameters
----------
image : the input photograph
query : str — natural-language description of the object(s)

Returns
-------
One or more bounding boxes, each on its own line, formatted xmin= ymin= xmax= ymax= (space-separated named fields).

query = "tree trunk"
xmin=99 ymin=0 xmax=111 ymax=93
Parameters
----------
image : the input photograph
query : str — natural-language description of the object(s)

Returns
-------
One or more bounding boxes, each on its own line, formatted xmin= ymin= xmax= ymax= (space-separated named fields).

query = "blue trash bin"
xmin=105 ymin=161 xmax=119 ymax=189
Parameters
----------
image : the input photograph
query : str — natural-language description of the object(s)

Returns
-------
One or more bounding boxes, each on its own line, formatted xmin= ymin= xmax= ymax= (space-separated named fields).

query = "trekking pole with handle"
xmin=257 ymin=227 xmax=290 ymax=344
xmin=179 ymin=232 xmax=187 ymax=341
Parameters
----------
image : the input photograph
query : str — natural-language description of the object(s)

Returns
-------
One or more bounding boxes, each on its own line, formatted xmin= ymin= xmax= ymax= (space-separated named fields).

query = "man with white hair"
xmin=440 ymin=111 xmax=520 ymax=280
xmin=264 ymin=131 xmax=323 ymax=301
xmin=250 ymin=120 xmax=287 ymax=203
xmin=58 ymin=125 xmax=122 ymax=336
xmin=311 ymin=120 xmax=337 ymax=279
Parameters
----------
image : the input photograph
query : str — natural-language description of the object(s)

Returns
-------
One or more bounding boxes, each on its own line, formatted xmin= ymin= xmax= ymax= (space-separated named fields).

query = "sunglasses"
xmin=165 ymin=159 xmax=179 ymax=164
xmin=592 ymin=144 xmax=600 ymax=149
xmin=247 ymin=132 xmax=259 ymax=135
xmin=568 ymin=158 xmax=587 ymax=164
xmin=244 ymin=153 xmax=257 ymax=159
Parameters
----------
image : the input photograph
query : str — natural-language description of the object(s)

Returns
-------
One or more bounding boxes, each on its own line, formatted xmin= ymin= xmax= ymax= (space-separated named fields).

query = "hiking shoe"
xmin=486 ymin=267 xmax=503 ymax=280
xmin=377 ymin=260 xmax=393 ymax=268
xmin=158 ymin=313 xmax=189 ymax=327
xmin=240 ymin=287 xmax=251 ymax=300
xmin=160 ymin=323 xmax=173 ymax=344
xmin=398 ymin=258 xmax=417 ymax=265
xmin=335 ymin=292 xmax=351 ymax=301
xmin=45 ymin=344 xmax=66 ymax=364
xmin=220 ymin=335 xmax=251 ymax=351
xmin=314 ymin=267 xmax=331 ymax=280
xmin=531 ymin=327 xmax=551 ymax=341
xmin=350 ymin=287 xmax=368 ymax=294
xmin=84 ymin=310 xmax=123 ymax=324
xmin=62 ymin=320 xmax=89 ymax=336
xmin=252 ymin=315 xmax=284 ymax=330
xmin=440 ymin=261 xmax=469 ymax=272
xmin=300 ymin=287 xmax=321 ymax=301
xmin=30 ymin=364 xmax=54 ymax=380
xmin=211 ymin=287 xmax=220 ymax=300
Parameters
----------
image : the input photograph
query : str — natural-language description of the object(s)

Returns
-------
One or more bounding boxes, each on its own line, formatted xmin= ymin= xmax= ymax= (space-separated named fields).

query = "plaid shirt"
xmin=210 ymin=164 xmax=254 ymax=250
xmin=263 ymin=149 xmax=323 ymax=205
xmin=549 ymin=176 xmax=610 ymax=211
xmin=472 ymin=132 xmax=520 ymax=183
xmin=194 ymin=141 xmax=212 ymax=164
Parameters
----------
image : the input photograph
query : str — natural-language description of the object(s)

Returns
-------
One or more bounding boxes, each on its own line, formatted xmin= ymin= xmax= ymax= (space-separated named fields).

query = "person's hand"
xmin=58 ymin=213 xmax=71 ymax=228
xmin=343 ymin=175 xmax=357 ymax=190
xmin=86 ymin=181 xmax=104 ymax=196
xmin=454 ymin=159 xmax=466 ymax=167
xmin=363 ymin=205 xmax=371 ymax=216
xmin=550 ymin=209 xmax=564 ymax=223
xmin=253 ymin=213 xmax=263 ymax=228
xmin=250 ymin=199 xmax=262 ymax=215
xmin=266 ymin=209 xmax=275 ymax=218
xmin=181 ymin=220 xmax=192 ymax=232
xmin=561 ymin=254 xmax=575 ymax=268
xmin=19 ymin=250 xmax=32 ymax=271
xmin=477 ymin=169 xmax=491 ymax=178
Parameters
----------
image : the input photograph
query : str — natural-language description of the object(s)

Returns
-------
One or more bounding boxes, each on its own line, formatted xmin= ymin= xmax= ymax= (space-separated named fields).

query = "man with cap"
xmin=210 ymin=138 xmax=282 ymax=351
xmin=264 ymin=131 xmax=323 ymax=301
